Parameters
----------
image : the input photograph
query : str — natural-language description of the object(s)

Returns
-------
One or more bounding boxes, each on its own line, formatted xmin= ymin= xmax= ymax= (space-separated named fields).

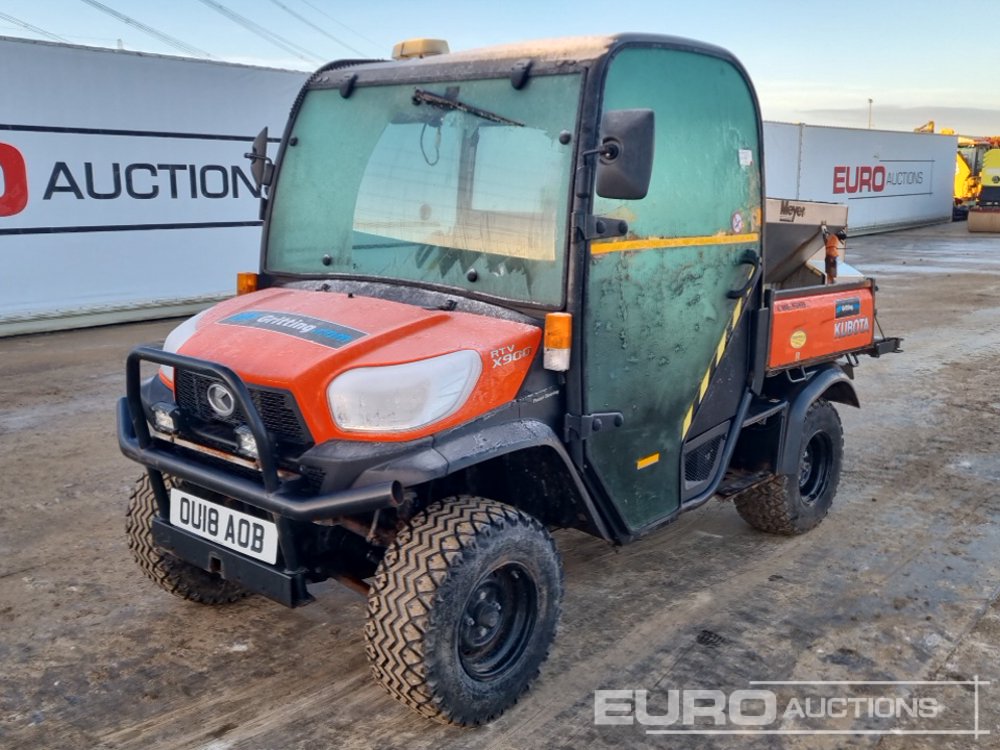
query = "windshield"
xmin=265 ymin=74 xmax=581 ymax=306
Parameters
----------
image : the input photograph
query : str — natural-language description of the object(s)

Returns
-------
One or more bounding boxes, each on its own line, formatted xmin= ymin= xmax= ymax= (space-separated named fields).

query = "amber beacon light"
xmin=236 ymin=272 xmax=258 ymax=296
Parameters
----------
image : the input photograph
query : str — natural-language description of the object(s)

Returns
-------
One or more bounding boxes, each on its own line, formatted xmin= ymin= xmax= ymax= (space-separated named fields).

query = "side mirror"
xmin=595 ymin=109 xmax=654 ymax=200
xmin=245 ymin=127 xmax=273 ymax=188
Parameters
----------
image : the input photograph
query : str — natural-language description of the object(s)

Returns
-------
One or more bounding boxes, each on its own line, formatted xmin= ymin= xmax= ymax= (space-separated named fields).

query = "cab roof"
xmin=413 ymin=35 xmax=618 ymax=65
xmin=311 ymin=33 xmax=735 ymax=83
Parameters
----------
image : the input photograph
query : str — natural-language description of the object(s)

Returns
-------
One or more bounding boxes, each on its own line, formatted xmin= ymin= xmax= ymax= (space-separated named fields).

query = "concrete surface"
xmin=1 ymin=221 xmax=998 ymax=749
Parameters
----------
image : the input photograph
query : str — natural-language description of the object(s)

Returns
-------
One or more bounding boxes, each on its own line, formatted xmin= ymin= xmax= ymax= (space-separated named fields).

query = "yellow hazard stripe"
xmin=682 ymin=406 xmax=694 ymax=437
xmin=592 ymin=232 xmax=760 ymax=255
xmin=731 ymin=297 xmax=743 ymax=327
xmin=681 ymin=267 xmax=756 ymax=440
xmin=699 ymin=368 xmax=711 ymax=400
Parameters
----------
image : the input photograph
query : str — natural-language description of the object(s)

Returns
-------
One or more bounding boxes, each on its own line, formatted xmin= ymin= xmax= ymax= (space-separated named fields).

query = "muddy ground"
xmin=1 ymin=221 xmax=998 ymax=750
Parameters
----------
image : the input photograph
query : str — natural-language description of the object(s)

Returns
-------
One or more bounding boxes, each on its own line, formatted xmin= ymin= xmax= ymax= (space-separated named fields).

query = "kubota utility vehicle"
xmin=118 ymin=34 xmax=900 ymax=725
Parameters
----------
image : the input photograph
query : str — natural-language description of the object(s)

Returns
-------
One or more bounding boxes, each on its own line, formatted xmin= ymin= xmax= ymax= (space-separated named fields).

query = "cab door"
xmin=583 ymin=45 xmax=763 ymax=533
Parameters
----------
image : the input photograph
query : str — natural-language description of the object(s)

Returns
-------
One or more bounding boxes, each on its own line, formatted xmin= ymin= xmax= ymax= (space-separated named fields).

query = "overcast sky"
xmin=2 ymin=0 xmax=997 ymax=135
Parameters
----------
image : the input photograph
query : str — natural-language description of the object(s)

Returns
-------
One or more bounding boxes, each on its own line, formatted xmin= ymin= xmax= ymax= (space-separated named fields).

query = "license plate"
xmin=169 ymin=488 xmax=279 ymax=564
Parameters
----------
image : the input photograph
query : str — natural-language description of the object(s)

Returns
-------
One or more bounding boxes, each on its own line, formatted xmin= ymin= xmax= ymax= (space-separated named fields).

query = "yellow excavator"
xmin=968 ymin=143 xmax=1000 ymax=232
xmin=955 ymin=136 xmax=997 ymax=202
xmin=915 ymin=123 xmax=1000 ymax=229
xmin=955 ymin=136 xmax=983 ymax=207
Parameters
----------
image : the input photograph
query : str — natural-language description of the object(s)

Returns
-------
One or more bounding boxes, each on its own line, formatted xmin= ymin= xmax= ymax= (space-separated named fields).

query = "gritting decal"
xmin=218 ymin=310 xmax=366 ymax=349
xmin=834 ymin=297 xmax=861 ymax=319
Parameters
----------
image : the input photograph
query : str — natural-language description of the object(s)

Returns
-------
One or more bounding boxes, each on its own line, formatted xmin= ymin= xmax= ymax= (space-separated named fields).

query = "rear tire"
xmin=365 ymin=497 xmax=562 ymax=725
xmin=734 ymin=399 xmax=843 ymax=535
xmin=125 ymin=473 xmax=249 ymax=604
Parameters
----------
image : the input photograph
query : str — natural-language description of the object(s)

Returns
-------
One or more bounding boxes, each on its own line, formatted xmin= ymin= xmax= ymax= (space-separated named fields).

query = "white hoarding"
xmin=763 ymin=122 xmax=956 ymax=234
xmin=761 ymin=121 xmax=801 ymax=200
xmin=0 ymin=38 xmax=958 ymax=335
xmin=2 ymin=130 xmax=263 ymax=230
xmin=0 ymin=37 xmax=308 ymax=335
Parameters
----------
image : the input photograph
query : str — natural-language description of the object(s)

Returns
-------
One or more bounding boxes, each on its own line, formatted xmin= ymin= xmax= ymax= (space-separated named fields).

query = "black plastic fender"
xmin=353 ymin=418 xmax=614 ymax=541
xmin=776 ymin=364 xmax=859 ymax=476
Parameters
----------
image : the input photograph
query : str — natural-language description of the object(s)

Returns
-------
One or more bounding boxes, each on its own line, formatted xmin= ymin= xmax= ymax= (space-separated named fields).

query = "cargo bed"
xmin=763 ymin=198 xmax=900 ymax=370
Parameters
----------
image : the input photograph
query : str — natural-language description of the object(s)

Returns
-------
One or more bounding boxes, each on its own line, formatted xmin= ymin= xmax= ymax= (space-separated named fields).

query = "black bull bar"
xmin=118 ymin=345 xmax=403 ymax=520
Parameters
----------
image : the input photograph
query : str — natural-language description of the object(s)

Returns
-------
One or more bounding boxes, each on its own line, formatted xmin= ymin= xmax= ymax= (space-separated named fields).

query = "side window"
xmin=594 ymin=47 xmax=761 ymax=239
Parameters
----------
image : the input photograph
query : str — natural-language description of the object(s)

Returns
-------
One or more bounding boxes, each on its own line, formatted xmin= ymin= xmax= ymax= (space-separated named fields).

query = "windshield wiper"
xmin=412 ymin=88 xmax=524 ymax=127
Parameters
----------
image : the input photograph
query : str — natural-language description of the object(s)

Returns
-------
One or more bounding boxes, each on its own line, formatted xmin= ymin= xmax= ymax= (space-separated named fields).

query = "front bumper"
xmin=151 ymin=518 xmax=310 ymax=607
xmin=117 ymin=397 xmax=403 ymax=521
xmin=118 ymin=346 xmax=404 ymax=605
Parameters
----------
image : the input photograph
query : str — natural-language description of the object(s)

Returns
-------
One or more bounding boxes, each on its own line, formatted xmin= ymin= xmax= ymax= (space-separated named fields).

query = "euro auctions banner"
xmin=0 ymin=127 xmax=263 ymax=231
xmin=0 ymin=36 xmax=307 ymax=335
xmin=831 ymin=161 xmax=933 ymax=199
xmin=762 ymin=122 xmax=956 ymax=234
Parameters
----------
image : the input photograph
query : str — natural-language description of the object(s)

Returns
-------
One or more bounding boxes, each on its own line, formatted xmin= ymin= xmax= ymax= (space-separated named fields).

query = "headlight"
xmin=159 ymin=309 xmax=209 ymax=384
xmin=328 ymin=350 xmax=483 ymax=433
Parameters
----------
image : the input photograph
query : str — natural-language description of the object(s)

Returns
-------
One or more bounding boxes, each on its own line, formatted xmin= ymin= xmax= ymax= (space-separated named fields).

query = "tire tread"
xmin=364 ymin=497 xmax=560 ymax=725
xmin=125 ymin=473 xmax=249 ymax=605
xmin=733 ymin=399 xmax=843 ymax=535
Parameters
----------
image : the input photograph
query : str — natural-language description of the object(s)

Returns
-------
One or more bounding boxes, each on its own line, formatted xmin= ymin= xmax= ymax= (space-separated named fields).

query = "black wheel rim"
xmin=799 ymin=430 xmax=832 ymax=505
xmin=458 ymin=563 xmax=537 ymax=681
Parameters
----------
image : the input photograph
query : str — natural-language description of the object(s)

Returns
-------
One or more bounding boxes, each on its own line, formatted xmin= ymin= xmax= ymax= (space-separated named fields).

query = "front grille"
xmin=174 ymin=369 xmax=313 ymax=452
xmin=684 ymin=435 xmax=723 ymax=484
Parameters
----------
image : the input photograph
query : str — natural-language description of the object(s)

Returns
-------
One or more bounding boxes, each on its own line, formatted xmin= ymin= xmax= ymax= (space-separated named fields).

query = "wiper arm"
xmin=412 ymin=88 xmax=524 ymax=127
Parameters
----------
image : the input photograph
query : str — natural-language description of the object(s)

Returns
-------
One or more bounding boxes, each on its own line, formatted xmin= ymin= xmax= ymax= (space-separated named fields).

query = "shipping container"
xmin=763 ymin=122 xmax=956 ymax=234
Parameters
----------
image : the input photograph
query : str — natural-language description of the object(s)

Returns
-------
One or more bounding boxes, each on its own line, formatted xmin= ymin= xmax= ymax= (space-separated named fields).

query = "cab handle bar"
xmin=727 ymin=249 xmax=761 ymax=300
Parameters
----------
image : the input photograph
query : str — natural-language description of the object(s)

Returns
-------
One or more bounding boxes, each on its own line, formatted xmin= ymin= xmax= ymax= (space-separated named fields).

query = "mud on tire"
xmin=364 ymin=496 xmax=563 ymax=726
xmin=125 ymin=473 xmax=249 ymax=605
xmin=734 ymin=399 xmax=843 ymax=535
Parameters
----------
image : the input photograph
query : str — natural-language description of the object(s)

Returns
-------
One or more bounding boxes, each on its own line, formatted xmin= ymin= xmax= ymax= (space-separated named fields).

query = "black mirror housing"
xmin=247 ymin=127 xmax=273 ymax=188
xmin=595 ymin=109 xmax=655 ymax=200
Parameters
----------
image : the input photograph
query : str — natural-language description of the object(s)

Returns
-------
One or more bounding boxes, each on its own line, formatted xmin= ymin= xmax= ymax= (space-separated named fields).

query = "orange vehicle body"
xmin=165 ymin=287 xmax=541 ymax=443
xmin=768 ymin=282 xmax=876 ymax=371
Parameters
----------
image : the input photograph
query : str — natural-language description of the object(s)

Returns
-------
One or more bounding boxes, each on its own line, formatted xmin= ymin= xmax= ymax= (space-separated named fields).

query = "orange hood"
xmin=172 ymin=288 xmax=541 ymax=443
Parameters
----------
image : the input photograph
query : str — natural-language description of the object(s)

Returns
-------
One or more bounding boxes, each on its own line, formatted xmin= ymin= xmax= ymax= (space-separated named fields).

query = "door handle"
xmin=727 ymin=249 xmax=760 ymax=299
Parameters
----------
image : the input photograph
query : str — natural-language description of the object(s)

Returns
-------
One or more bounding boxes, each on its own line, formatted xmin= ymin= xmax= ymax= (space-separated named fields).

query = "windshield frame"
xmin=259 ymin=62 xmax=588 ymax=312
